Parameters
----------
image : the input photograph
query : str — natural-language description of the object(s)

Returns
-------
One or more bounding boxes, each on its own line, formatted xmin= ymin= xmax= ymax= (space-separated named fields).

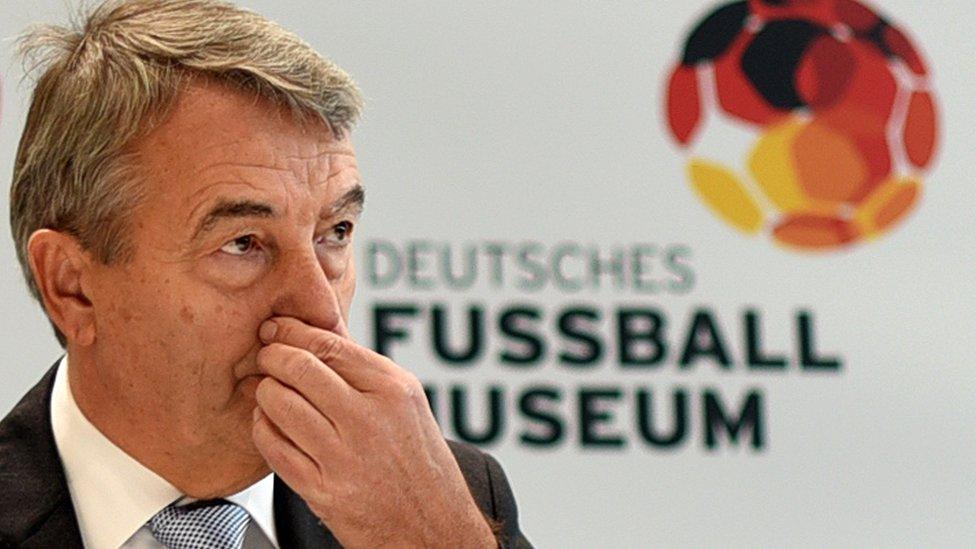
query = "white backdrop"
xmin=1 ymin=1 xmax=974 ymax=547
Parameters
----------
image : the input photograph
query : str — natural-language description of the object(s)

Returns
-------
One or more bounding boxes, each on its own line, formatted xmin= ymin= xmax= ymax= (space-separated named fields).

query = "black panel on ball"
xmin=740 ymin=19 xmax=828 ymax=110
xmin=681 ymin=1 xmax=751 ymax=65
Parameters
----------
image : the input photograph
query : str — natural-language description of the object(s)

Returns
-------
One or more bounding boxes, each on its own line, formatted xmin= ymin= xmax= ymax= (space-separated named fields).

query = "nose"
xmin=270 ymin=247 xmax=349 ymax=337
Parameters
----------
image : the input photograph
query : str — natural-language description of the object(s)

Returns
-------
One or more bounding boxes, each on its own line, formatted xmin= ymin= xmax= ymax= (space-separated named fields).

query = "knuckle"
xmin=275 ymin=319 xmax=294 ymax=340
xmin=309 ymin=333 xmax=342 ymax=361
xmin=378 ymin=354 xmax=400 ymax=373
xmin=289 ymin=352 xmax=316 ymax=384
xmin=281 ymin=396 xmax=297 ymax=419
xmin=389 ymin=371 xmax=423 ymax=403
xmin=310 ymin=481 xmax=337 ymax=517
xmin=280 ymin=348 xmax=304 ymax=368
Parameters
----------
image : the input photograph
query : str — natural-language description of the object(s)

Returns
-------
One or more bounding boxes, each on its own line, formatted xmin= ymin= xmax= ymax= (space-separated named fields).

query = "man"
xmin=0 ymin=1 xmax=530 ymax=547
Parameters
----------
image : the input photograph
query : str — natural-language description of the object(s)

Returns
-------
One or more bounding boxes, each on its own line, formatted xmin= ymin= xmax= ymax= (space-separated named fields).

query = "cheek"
xmin=98 ymin=270 xmax=261 ymax=353
xmin=334 ymin=257 xmax=356 ymax=312
xmin=91 ymin=273 xmax=203 ymax=382
xmin=95 ymin=270 xmax=173 ymax=332
xmin=186 ymin=298 xmax=268 ymax=347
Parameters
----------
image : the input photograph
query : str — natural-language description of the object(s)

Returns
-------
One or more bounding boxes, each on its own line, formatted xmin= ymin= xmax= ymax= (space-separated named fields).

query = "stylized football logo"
xmin=665 ymin=0 xmax=938 ymax=250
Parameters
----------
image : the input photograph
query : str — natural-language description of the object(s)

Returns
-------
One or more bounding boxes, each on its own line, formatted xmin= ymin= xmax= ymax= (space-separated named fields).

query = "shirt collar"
xmin=227 ymin=474 xmax=278 ymax=547
xmin=50 ymin=356 xmax=279 ymax=548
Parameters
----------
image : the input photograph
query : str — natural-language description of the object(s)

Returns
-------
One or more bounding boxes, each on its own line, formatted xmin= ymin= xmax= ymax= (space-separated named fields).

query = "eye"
xmin=220 ymin=235 xmax=258 ymax=256
xmin=318 ymin=221 xmax=354 ymax=247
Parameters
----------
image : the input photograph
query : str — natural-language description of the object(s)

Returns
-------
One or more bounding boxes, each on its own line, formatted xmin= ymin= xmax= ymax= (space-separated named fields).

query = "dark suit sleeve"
xmin=447 ymin=440 xmax=532 ymax=548
xmin=482 ymin=452 xmax=533 ymax=549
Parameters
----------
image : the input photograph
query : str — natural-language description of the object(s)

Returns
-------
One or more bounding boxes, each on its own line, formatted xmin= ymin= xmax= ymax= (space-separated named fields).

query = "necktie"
xmin=149 ymin=499 xmax=251 ymax=549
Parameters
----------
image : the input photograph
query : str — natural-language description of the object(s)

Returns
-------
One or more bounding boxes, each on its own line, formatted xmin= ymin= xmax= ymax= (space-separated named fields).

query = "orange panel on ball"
xmin=854 ymin=177 xmax=920 ymax=236
xmin=904 ymin=91 xmax=938 ymax=169
xmin=846 ymin=133 xmax=891 ymax=202
xmin=773 ymin=215 xmax=860 ymax=250
xmin=793 ymin=121 xmax=868 ymax=204
xmin=816 ymin=107 xmax=891 ymax=201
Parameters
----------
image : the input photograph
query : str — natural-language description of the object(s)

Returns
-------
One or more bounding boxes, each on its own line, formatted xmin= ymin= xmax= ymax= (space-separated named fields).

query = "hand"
xmin=251 ymin=317 xmax=496 ymax=548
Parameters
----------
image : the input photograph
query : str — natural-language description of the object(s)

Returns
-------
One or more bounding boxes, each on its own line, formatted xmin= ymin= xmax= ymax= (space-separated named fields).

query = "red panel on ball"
xmin=666 ymin=65 xmax=703 ymax=145
xmin=904 ymin=90 xmax=938 ymax=169
xmin=835 ymin=0 xmax=881 ymax=33
xmin=823 ymin=42 xmax=898 ymax=122
xmin=796 ymin=36 xmax=856 ymax=109
xmin=883 ymin=26 xmax=928 ymax=76
xmin=748 ymin=0 xmax=835 ymax=26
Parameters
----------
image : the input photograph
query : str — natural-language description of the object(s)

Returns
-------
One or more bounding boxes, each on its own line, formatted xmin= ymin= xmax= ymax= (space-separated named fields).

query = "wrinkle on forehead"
xmin=180 ymin=148 xmax=360 ymax=226
xmin=184 ymin=139 xmax=356 ymax=190
xmin=140 ymin=78 xmax=351 ymax=175
xmin=130 ymin=80 xmax=360 ymax=237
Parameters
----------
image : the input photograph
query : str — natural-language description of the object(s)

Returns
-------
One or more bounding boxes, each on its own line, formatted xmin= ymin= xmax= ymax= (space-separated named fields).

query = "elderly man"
xmin=0 ymin=1 xmax=529 ymax=548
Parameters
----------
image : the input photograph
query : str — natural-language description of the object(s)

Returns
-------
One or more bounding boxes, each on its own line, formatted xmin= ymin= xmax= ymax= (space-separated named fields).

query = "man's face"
xmin=83 ymin=80 xmax=362 ymax=478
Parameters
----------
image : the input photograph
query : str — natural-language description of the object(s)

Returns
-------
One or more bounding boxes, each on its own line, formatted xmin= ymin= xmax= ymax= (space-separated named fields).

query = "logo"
xmin=665 ymin=0 xmax=939 ymax=251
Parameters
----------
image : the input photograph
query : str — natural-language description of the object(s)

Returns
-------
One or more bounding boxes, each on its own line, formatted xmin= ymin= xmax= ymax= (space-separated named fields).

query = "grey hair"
xmin=10 ymin=0 xmax=363 ymax=345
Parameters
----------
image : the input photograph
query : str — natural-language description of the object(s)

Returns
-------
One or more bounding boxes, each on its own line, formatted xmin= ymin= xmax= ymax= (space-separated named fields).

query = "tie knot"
xmin=149 ymin=499 xmax=251 ymax=549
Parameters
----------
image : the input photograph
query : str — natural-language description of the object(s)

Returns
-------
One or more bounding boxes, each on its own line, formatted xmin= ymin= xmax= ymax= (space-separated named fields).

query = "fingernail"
xmin=259 ymin=320 xmax=278 ymax=342
xmin=253 ymin=406 xmax=262 ymax=423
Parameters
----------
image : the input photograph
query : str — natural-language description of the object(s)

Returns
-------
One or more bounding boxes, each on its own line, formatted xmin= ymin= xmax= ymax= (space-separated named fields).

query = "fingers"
xmin=251 ymin=408 xmax=320 ymax=492
xmin=256 ymin=343 xmax=354 ymax=416
xmin=255 ymin=377 xmax=341 ymax=458
xmin=260 ymin=316 xmax=394 ymax=389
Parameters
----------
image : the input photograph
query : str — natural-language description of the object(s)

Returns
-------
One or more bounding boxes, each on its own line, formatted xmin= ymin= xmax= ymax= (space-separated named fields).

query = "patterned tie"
xmin=149 ymin=499 xmax=251 ymax=549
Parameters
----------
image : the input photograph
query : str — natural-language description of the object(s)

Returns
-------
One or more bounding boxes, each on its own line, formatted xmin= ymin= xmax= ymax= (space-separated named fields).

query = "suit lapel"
xmin=0 ymin=361 xmax=83 ymax=548
xmin=0 ymin=361 xmax=419 ymax=549
xmin=273 ymin=475 xmax=343 ymax=549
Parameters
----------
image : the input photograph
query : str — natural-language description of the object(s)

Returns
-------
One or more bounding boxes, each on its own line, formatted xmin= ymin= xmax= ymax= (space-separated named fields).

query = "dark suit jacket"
xmin=0 ymin=363 xmax=531 ymax=548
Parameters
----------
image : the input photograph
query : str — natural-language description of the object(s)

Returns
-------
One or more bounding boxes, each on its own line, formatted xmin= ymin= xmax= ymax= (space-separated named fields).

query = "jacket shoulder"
xmin=0 ymin=361 xmax=83 ymax=548
xmin=446 ymin=440 xmax=532 ymax=548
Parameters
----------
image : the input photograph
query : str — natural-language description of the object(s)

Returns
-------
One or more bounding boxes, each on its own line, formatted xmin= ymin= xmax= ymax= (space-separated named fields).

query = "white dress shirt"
xmin=50 ymin=356 xmax=279 ymax=549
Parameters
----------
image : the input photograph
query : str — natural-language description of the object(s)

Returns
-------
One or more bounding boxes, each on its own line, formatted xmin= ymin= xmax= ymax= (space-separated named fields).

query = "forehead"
xmin=131 ymin=79 xmax=358 ymax=210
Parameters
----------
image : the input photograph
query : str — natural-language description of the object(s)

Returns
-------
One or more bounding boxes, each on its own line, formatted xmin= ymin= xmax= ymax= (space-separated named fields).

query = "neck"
xmin=65 ymin=347 xmax=269 ymax=498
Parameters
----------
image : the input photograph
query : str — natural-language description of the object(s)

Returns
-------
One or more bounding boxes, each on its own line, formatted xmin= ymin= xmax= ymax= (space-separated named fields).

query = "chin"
xmin=186 ymin=460 xmax=272 ymax=500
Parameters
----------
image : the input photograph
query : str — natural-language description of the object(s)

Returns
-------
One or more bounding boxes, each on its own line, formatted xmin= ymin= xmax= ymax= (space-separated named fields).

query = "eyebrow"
xmin=330 ymin=184 xmax=366 ymax=217
xmin=190 ymin=184 xmax=366 ymax=242
xmin=192 ymin=200 xmax=277 ymax=241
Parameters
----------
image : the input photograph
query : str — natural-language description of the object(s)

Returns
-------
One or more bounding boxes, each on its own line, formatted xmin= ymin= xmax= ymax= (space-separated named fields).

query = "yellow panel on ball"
xmin=747 ymin=118 xmax=823 ymax=215
xmin=854 ymin=176 xmax=921 ymax=238
xmin=687 ymin=159 xmax=764 ymax=235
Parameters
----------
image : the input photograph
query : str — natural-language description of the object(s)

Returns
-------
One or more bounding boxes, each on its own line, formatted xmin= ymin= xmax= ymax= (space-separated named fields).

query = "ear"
xmin=27 ymin=229 xmax=97 ymax=347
